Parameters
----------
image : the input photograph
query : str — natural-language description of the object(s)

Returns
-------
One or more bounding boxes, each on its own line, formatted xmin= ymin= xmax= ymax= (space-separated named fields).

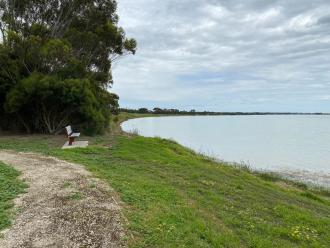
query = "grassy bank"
xmin=0 ymin=162 xmax=26 ymax=231
xmin=0 ymin=113 xmax=330 ymax=247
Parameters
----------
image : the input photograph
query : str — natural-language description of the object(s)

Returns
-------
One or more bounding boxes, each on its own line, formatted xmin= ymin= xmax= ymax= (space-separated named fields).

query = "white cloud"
xmin=112 ymin=0 xmax=330 ymax=112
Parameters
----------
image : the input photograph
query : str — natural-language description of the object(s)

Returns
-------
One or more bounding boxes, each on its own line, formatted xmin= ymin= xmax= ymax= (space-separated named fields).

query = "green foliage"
xmin=4 ymin=73 xmax=112 ymax=134
xmin=0 ymin=0 xmax=136 ymax=134
xmin=0 ymin=162 xmax=26 ymax=230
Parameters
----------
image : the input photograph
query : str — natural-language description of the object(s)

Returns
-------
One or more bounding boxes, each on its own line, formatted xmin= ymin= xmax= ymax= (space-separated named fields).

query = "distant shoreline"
xmin=119 ymin=109 xmax=330 ymax=116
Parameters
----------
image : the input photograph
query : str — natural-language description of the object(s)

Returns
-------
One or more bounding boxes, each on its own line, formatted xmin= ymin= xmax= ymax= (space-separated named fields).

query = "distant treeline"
xmin=120 ymin=108 xmax=329 ymax=116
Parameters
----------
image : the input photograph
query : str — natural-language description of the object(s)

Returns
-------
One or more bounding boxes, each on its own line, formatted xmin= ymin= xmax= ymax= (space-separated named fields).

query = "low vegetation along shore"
xmin=0 ymin=113 xmax=330 ymax=247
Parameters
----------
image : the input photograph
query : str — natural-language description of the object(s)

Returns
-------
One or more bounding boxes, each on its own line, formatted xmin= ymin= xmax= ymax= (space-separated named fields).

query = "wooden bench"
xmin=65 ymin=125 xmax=80 ymax=146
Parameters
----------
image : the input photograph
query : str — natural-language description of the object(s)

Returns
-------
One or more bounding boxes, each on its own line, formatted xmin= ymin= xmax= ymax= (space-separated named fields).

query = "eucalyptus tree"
xmin=0 ymin=0 xmax=136 ymax=134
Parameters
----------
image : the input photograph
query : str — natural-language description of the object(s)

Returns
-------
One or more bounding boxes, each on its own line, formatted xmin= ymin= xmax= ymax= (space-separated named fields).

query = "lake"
xmin=122 ymin=115 xmax=330 ymax=186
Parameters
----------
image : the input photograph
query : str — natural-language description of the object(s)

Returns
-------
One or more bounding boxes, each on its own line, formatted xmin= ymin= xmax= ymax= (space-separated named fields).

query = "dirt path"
xmin=0 ymin=150 xmax=126 ymax=248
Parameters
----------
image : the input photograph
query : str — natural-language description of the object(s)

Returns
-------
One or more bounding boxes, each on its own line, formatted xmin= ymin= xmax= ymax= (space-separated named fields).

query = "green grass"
xmin=0 ymin=161 xmax=26 ymax=231
xmin=0 ymin=114 xmax=330 ymax=247
xmin=109 ymin=112 xmax=164 ymax=134
xmin=68 ymin=192 xmax=84 ymax=200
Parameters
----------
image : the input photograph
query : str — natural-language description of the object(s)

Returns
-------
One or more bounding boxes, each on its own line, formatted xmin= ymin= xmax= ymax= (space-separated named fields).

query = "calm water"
xmin=122 ymin=115 xmax=330 ymax=186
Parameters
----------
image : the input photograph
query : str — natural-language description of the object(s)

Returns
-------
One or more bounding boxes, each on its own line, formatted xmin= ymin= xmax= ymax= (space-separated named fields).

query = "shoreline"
xmin=0 ymin=113 xmax=330 ymax=246
xmin=120 ymin=114 xmax=330 ymax=190
xmin=119 ymin=110 xmax=330 ymax=116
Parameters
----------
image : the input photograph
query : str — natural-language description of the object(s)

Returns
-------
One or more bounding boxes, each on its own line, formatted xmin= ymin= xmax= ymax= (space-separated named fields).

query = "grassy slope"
xmin=0 ymin=114 xmax=329 ymax=247
xmin=0 ymin=162 xmax=26 ymax=231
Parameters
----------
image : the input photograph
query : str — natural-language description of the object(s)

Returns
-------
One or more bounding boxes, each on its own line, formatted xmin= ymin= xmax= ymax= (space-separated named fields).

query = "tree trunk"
xmin=17 ymin=113 xmax=31 ymax=134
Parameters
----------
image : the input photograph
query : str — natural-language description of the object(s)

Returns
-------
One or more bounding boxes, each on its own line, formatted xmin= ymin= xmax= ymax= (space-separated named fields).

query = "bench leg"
xmin=69 ymin=137 xmax=75 ymax=146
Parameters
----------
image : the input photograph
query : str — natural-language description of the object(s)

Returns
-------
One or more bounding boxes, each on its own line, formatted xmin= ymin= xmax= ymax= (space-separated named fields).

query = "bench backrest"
xmin=65 ymin=126 xmax=72 ymax=136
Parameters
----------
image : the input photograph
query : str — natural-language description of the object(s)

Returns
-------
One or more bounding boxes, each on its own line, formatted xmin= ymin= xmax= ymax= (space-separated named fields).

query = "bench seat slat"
xmin=68 ymin=132 xmax=80 ymax=138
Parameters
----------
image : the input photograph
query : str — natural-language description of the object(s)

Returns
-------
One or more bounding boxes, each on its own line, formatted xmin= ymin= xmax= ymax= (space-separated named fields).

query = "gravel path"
xmin=0 ymin=150 xmax=126 ymax=248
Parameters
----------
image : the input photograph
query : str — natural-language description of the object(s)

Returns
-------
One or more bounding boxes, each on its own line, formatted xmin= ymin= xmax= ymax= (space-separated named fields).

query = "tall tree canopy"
xmin=0 ymin=0 xmax=136 ymax=134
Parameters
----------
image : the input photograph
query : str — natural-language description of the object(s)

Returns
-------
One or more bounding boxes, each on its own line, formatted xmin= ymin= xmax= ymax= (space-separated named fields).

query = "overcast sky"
xmin=112 ymin=0 xmax=330 ymax=112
